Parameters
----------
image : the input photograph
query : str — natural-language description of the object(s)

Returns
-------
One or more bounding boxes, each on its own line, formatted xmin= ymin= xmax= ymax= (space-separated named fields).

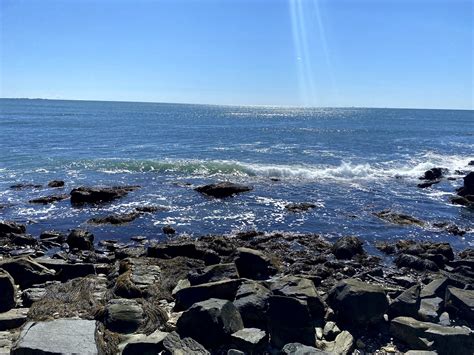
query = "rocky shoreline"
xmin=0 ymin=172 xmax=473 ymax=354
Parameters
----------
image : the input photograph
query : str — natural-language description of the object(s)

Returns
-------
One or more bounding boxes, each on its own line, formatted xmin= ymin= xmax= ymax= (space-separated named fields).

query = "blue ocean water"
xmin=0 ymin=99 xmax=472 ymax=251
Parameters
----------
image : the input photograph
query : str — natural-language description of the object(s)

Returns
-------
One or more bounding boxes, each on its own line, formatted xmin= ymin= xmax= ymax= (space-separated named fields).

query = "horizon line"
xmin=0 ymin=96 xmax=472 ymax=111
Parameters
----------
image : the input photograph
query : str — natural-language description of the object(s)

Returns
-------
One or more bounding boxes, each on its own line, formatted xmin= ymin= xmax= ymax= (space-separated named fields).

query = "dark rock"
xmin=105 ymin=298 xmax=144 ymax=333
xmin=0 ymin=256 xmax=55 ymax=289
xmin=375 ymin=241 xmax=396 ymax=254
xmin=29 ymin=194 xmax=69 ymax=204
xmin=9 ymin=233 xmax=37 ymax=246
xmin=47 ymin=180 xmax=65 ymax=188
xmin=120 ymin=330 xmax=169 ymax=355
xmin=70 ymin=185 xmax=139 ymax=204
xmin=195 ymin=182 xmax=252 ymax=198
xmin=148 ymin=242 xmax=220 ymax=265
xmin=10 ymin=183 xmax=42 ymax=190
xmin=230 ymin=328 xmax=268 ymax=353
xmin=468 ymin=160 xmax=474 ymax=166
xmin=0 ymin=221 xmax=26 ymax=236
xmin=457 ymin=172 xmax=474 ymax=197
xmin=445 ymin=287 xmax=474 ymax=322
xmin=188 ymin=263 xmax=238 ymax=285
xmin=174 ymin=279 xmax=243 ymax=311
xmin=66 ymin=229 xmax=94 ymax=250
xmin=420 ymin=277 xmax=449 ymax=299
xmin=327 ymin=278 xmax=388 ymax=326
xmin=374 ymin=210 xmax=424 ymax=226
xmin=135 ymin=205 xmax=167 ymax=213
xmin=39 ymin=230 xmax=66 ymax=243
xmin=268 ymin=295 xmax=316 ymax=348
xmin=395 ymin=254 xmax=439 ymax=271
xmin=162 ymin=225 xmax=176 ymax=235
xmin=11 ymin=319 xmax=98 ymax=354
xmin=418 ymin=180 xmax=441 ymax=188
xmin=418 ymin=297 xmax=443 ymax=322
xmin=390 ymin=316 xmax=474 ymax=354
xmin=234 ymin=247 xmax=278 ymax=280
xmin=450 ymin=195 xmax=473 ymax=207
xmin=269 ymin=275 xmax=325 ymax=320
xmin=35 ymin=258 xmax=96 ymax=282
xmin=0 ymin=308 xmax=28 ymax=331
xmin=21 ymin=287 xmax=46 ymax=307
xmin=282 ymin=343 xmax=329 ymax=354
xmin=388 ymin=284 xmax=421 ymax=318
xmin=0 ymin=269 xmax=16 ymax=312
xmin=161 ymin=331 xmax=210 ymax=355
xmin=285 ymin=203 xmax=317 ymax=212
xmin=176 ymin=298 xmax=244 ymax=349
xmin=233 ymin=280 xmax=271 ymax=329
xmin=88 ymin=212 xmax=140 ymax=225
xmin=331 ymin=236 xmax=364 ymax=260
xmin=420 ymin=168 xmax=447 ymax=181
xmin=317 ymin=330 xmax=354 ymax=354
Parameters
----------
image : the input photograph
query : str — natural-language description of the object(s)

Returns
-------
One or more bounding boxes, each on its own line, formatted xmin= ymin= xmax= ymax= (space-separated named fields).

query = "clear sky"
xmin=1 ymin=0 xmax=473 ymax=109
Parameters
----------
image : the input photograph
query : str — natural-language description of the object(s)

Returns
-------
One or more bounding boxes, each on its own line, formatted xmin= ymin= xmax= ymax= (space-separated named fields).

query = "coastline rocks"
xmin=0 ymin=257 xmax=55 ymax=289
xmin=374 ymin=210 xmax=424 ymax=227
xmin=268 ymin=295 xmax=315 ymax=348
xmin=418 ymin=180 xmax=441 ymax=189
xmin=0 ymin=221 xmax=26 ymax=236
xmin=162 ymin=225 xmax=176 ymax=235
xmin=230 ymin=328 xmax=268 ymax=353
xmin=11 ymin=319 xmax=98 ymax=354
xmin=0 ymin=308 xmax=28 ymax=331
xmin=88 ymin=212 xmax=140 ymax=225
xmin=395 ymin=254 xmax=439 ymax=271
xmin=445 ymin=287 xmax=474 ymax=322
xmin=388 ymin=284 xmax=421 ymax=318
xmin=104 ymin=298 xmax=144 ymax=333
xmin=10 ymin=183 xmax=42 ymax=190
xmin=195 ymin=182 xmax=252 ymax=198
xmin=188 ymin=263 xmax=238 ymax=285
xmin=148 ymin=242 xmax=220 ymax=265
xmin=457 ymin=172 xmax=474 ymax=197
xmin=317 ymin=330 xmax=354 ymax=355
xmin=47 ymin=180 xmax=64 ymax=188
xmin=420 ymin=168 xmax=447 ymax=181
xmin=285 ymin=203 xmax=316 ymax=212
xmin=0 ymin=270 xmax=16 ymax=312
xmin=70 ymin=185 xmax=139 ymax=204
xmin=29 ymin=194 xmax=69 ymax=204
xmin=176 ymin=298 xmax=244 ymax=349
xmin=233 ymin=280 xmax=271 ymax=329
xmin=331 ymin=236 xmax=364 ymax=260
xmin=66 ymin=229 xmax=94 ymax=250
xmin=327 ymin=279 xmax=388 ymax=326
xmin=234 ymin=247 xmax=278 ymax=280
xmin=282 ymin=343 xmax=329 ymax=354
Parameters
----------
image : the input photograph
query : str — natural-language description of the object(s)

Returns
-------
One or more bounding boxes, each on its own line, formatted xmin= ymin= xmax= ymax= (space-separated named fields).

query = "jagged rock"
xmin=331 ymin=236 xmax=364 ymax=260
xmin=195 ymin=182 xmax=252 ymax=198
xmin=148 ymin=242 xmax=220 ymax=265
xmin=457 ymin=172 xmax=474 ymax=197
xmin=29 ymin=194 xmax=68 ymax=204
xmin=39 ymin=230 xmax=65 ymax=243
xmin=177 ymin=298 xmax=244 ymax=349
xmin=374 ymin=210 xmax=424 ymax=226
xmin=323 ymin=321 xmax=341 ymax=341
xmin=11 ymin=319 xmax=98 ymax=354
xmin=230 ymin=328 xmax=268 ymax=352
xmin=174 ymin=279 xmax=243 ymax=311
xmin=135 ymin=205 xmax=167 ymax=213
xmin=104 ymin=298 xmax=144 ymax=333
xmin=35 ymin=258 xmax=96 ymax=282
xmin=395 ymin=254 xmax=439 ymax=271
xmin=285 ymin=203 xmax=316 ymax=212
xmin=269 ymin=275 xmax=325 ymax=320
xmin=0 ymin=257 xmax=55 ymax=289
xmin=0 ymin=270 xmax=16 ymax=312
xmin=420 ymin=277 xmax=448 ymax=299
xmin=420 ymin=168 xmax=447 ymax=181
xmin=282 ymin=343 xmax=329 ymax=354
xmin=327 ymin=279 xmax=388 ymax=326
xmin=388 ymin=284 xmax=421 ymax=318
xmin=418 ymin=297 xmax=443 ymax=322
xmin=318 ymin=330 xmax=354 ymax=355
xmin=450 ymin=195 xmax=473 ymax=207
xmin=162 ymin=225 xmax=176 ymax=235
xmin=0 ymin=221 xmax=26 ymax=236
xmin=390 ymin=316 xmax=474 ymax=354
xmin=66 ymin=229 xmax=94 ymax=250
xmin=267 ymin=295 xmax=315 ymax=348
xmin=445 ymin=287 xmax=474 ymax=322
xmin=234 ymin=247 xmax=278 ymax=280
xmin=161 ymin=331 xmax=210 ymax=354
xmin=21 ymin=287 xmax=46 ymax=307
xmin=0 ymin=308 xmax=28 ymax=331
xmin=88 ymin=212 xmax=140 ymax=225
xmin=47 ymin=180 xmax=65 ymax=188
xmin=70 ymin=185 xmax=139 ymax=204
xmin=233 ymin=280 xmax=271 ymax=329
xmin=188 ymin=263 xmax=238 ymax=285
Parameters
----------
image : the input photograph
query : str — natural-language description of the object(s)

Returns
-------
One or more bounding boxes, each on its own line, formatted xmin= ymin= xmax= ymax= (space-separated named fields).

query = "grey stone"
xmin=318 ymin=330 xmax=354 ymax=355
xmin=418 ymin=297 xmax=443 ymax=322
xmin=0 ymin=308 xmax=28 ymax=331
xmin=67 ymin=229 xmax=94 ymax=250
xmin=188 ymin=263 xmax=238 ymax=285
xmin=11 ymin=319 xmax=98 ymax=354
xmin=445 ymin=286 xmax=474 ymax=322
xmin=233 ymin=280 xmax=271 ymax=329
xmin=176 ymin=298 xmax=244 ymax=349
xmin=388 ymin=284 xmax=420 ymax=318
xmin=105 ymin=298 xmax=144 ymax=333
xmin=420 ymin=277 xmax=448 ymax=299
xmin=0 ymin=269 xmax=16 ymax=312
xmin=21 ymin=287 xmax=46 ymax=307
xmin=331 ymin=236 xmax=364 ymax=260
xmin=36 ymin=258 xmax=96 ymax=282
xmin=0 ymin=257 xmax=55 ymax=289
xmin=282 ymin=342 xmax=329 ymax=354
xmin=230 ymin=328 xmax=267 ymax=352
xmin=323 ymin=321 xmax=341 ymax=341
xmin=234 ymin=247 xmax=278 ymax=280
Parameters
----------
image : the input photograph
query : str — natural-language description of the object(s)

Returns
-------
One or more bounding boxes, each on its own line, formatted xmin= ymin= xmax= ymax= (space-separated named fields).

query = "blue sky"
xmin=1 ymin=0 xmax=472 ymax=109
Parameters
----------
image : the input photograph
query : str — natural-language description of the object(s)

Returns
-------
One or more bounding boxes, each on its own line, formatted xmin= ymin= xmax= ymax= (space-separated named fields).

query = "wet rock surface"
xmin=70 ymin=185 xmax=139 ymax=204
xmin=195 ymin=182 xmax=253 ymax=198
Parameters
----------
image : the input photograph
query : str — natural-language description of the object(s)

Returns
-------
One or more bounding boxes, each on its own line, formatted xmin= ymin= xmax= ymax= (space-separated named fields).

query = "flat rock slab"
xmin=11 ymin=319 xmax=98 ymax=354
xmin=0 ymin=309 xmax=28 ymax=331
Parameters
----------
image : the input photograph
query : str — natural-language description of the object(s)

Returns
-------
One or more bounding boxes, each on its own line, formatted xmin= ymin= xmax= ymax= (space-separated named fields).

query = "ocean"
xmin=0 ymin=98 xmax=472 ymax=252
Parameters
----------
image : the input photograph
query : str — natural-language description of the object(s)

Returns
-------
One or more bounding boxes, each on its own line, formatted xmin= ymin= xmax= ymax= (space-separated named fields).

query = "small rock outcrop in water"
xmin=0 ymin=221 xmax=26 ymax=236
xmin=374 ymin=210 xmax=424 ymax=226
xmin=419 ymin=167 xmax=447 ymax=181
xmin=195 ymin=182 xmax=252 ymax=198
xmin=88 ymin=212 xmax=141 ymax=225
xmin=285 ymin=203 xmax=316 ymax=212
xmin=66 ymin=229 xmax=94 ymax=250
xmin=29 ymin=194 xmax=69 ymax=204
xmin=47 ymin=180 xmax=65 ymax=188
xmin=70 ymin=185 xmax=140 ymax=204
xmin=456 ymin=171 xmax=474 ymax=197
xmin=162 ymin=225 xmax=176 ymax=235
xmin=331 ymin=236 xmax=364 ymax=260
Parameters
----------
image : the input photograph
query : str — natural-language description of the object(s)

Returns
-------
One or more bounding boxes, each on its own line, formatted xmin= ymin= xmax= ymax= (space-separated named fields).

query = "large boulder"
xmin=104 ymin=298 xmax=144 ymax=333
xmin=195 ymin=182 xmax=252 ymax=198
xmin=390 ymin=316 xmax=474 ymax=355
xmin=395 ymin=254 xmax=439 ymax=271
xmin=11 ymin=319 xmax=98 ymax=354
xmin=174 ymin=279 xmax=242 ymax=311
xmin=388 ymin=284 xmax=421 ymax=318
xmin=147 ymin=242 xmax=220 ymax=265
xmin=70 ymin=185 xmax=139 ymax=204
xmin=234 ymin=247 xmax=278 ymax=280
xmin=233 ymin=280 xmax=271 ymax=329
xmin=445 ymin=287 xmax=474 ymax=322
xmin=188 ymin=263 xmax=238 ymax=285
xmin=331 ymin=236 xmax=364 ymax=260
xmin=0 ymin=221 xmax=26 ymax=236
xmin=267 ymin=295 xmax=315 ymax=349
xmin=176 ymin=298 xmax=244 ymax=349
xmin=0 ymin=269 xmax=16 ymax=312
xmin=0 ymin=257 xmax=55 ymax=289
xmin=457 ymin=172 xmax=474 ymax=197
xmin=47 ymin=180 xmax=65 ymax=188
xmin=66 ymin=229 xmax=94 ymax=250
xmin=327 ymin=279 xmax=388 ymax=326
xmin=269 ymin=276 xmax=325 ymax=320
xmin=420 ymin=168 xmax=447 ymax=181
